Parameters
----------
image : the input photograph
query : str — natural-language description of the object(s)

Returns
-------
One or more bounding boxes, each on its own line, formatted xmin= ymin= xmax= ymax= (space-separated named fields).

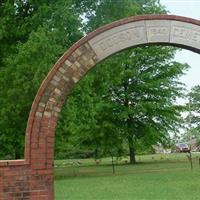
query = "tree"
xmin=184 ymin=85 xmax=200 ymax=143
xmin=0 ymin=0 xmax=85 ymax=159
xmin=0 ymin=0 xmax=190 ymax=162
xmin=56 ymin=0 xmax=189 ymax=163
xmin=101 ymin=47 xmax=188 ymax=163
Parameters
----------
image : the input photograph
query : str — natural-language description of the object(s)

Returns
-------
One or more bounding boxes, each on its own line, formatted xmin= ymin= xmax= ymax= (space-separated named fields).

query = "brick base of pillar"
xmin=0 ymin=163 xmax=53 ymax=200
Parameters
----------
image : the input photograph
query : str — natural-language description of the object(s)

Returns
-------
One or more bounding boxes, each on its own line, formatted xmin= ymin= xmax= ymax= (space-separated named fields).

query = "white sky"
xmin=160 ymin=0 xmax=200 ymax=90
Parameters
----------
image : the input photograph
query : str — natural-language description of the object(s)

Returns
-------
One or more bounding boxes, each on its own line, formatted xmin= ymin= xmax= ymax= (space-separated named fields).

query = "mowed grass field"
xmin=54 ymin=153 xmax=200 ymax=200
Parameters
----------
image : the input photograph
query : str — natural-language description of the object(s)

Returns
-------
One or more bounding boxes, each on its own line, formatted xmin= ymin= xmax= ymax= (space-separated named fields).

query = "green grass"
xmin=54 ymin=153 xmax=200 ymax=200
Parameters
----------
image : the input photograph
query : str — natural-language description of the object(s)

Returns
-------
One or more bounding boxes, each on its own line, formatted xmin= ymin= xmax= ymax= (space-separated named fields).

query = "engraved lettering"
xmin=98 ymin=28 xmax=142 ymax=51
xmin=172 ymin=27 xmax=200 ymax=43
xmin=149 ymin=27 xmax=168 ymax=36
xmin=191 ymin=32 xmax=200 ymax=42
xmin=88 ymin=21 xmax=147 ymax=60
xmin=173 ymin=28 xmax=188 ymax=38
xmin=99 ymin=42 xmax=107 ymax=51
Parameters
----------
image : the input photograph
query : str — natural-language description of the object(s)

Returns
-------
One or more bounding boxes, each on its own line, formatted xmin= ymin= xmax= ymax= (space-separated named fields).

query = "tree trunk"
xmin=128 ymin=136 xmax=136 ymax=164
xmin=94 ymin=148 xmax=98 ymax=159
xmin=111 ymin=153 xmax=115 ymax=174
xmin=123 ymin=78 xmax=136 ymax=164
xmin=15 ymin=149 xmax=21 ymax=159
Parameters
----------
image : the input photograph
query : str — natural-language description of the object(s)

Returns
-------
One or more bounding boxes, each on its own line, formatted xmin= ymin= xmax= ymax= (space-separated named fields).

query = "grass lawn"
xmin=54 ymin=153 xmax=200 ymax=200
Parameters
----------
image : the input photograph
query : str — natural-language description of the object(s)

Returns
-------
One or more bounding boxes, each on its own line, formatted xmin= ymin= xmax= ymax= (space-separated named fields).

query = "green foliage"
xmin=85 ymin=0 xmax=166 ymax=32
xmin=56 ymin=45 xmax=188 ymax=160
xmin=56 ymin=0 xmax=189 ymax=162
xmin=0 ymin=0 xmax=190 ymax=160
xmin=0 ymin=0 xmax=83 ymax=159
xmin=184 ymin=85 xmax=200 ymax=143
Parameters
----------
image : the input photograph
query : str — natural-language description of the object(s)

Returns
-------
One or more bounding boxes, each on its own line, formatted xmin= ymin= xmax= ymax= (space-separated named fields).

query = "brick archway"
xmin=1 ymin=15 xmax=200 ymax=200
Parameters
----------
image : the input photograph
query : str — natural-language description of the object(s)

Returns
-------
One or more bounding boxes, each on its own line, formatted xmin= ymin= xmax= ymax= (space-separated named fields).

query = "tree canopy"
xmin=55 ymin=0 xmax=189 ymax=163
xmin=0 ymin=0 xmax=190 ymax=162
xmin=183 ymin=85 xmax=200 ymax=144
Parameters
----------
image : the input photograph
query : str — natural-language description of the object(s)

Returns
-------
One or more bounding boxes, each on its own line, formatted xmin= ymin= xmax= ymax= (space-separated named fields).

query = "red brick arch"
xmin=0 ymin=15 xmax=200 ymax=200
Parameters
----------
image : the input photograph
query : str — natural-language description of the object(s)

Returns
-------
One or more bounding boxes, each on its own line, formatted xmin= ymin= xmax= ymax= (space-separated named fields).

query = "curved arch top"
xmin=88 ymin=15 xmax=200 ymax=60
xmin=25 ymin=15 xmax=200 ymax=165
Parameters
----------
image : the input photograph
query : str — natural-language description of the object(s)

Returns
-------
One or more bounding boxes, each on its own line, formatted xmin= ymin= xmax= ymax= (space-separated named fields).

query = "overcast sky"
xmin=160 ymin=0 xmax=200 ymax=90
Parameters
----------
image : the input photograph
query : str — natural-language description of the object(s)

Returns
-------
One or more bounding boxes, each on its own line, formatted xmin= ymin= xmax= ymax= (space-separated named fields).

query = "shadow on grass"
xmin=54 ymin=154 xmax=200 ymax=180
xmin=54 ymin=162 xmax=194 ymax=180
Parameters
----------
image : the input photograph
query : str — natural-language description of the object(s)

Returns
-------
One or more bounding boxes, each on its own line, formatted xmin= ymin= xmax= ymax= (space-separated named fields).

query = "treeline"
xmin=0 ymin=0 xmax=199 ymax=163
